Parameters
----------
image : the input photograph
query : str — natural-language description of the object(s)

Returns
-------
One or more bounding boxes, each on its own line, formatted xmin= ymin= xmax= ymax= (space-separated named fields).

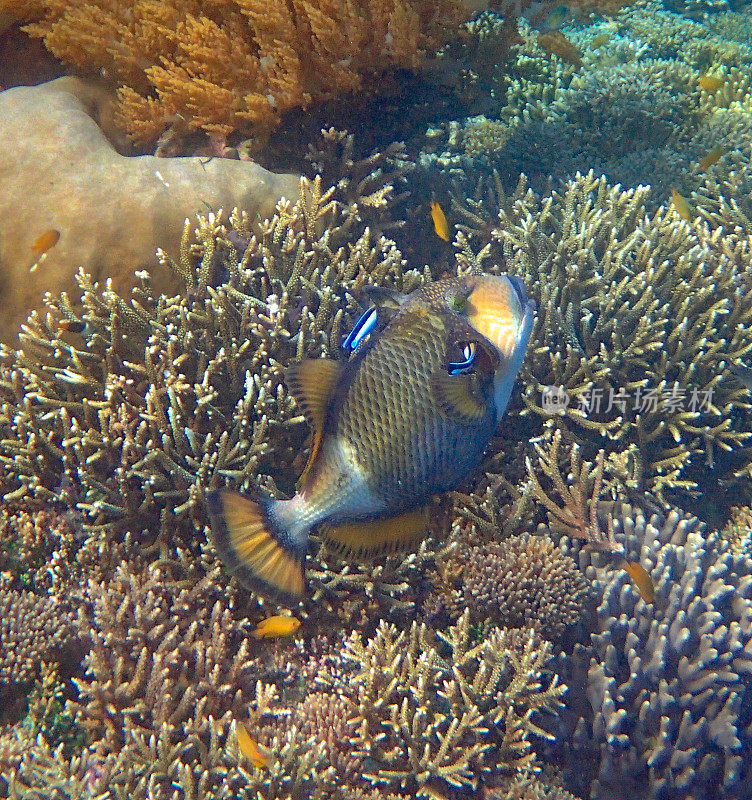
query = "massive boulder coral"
xmin=554 ymin=503 xmax=752 ymax=800
xmin=0 ymin=76 xmax=300 ymax=342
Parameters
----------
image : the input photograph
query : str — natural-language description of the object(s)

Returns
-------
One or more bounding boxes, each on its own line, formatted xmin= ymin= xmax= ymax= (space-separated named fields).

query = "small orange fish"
xmin=623 ymin=561 xmax=655 ymax=603
xmin=590 ymin=32 xmax=611 ymax=48
xmin=57 ymin=319 xmax=87 ymax=333
xmin=236 ymin=722 xmax=269 ymax=769
xmin=699 ymin=74 xmax=723 ymax=92
xmin=538 ymin=31 xmax=583 ymax=68
xmin=31 ymin=228 xmax=60 ymax=257
xmin=252 ymin=614 xmax=301 ymax=638
xmin=430 ymin=200 xmax=450 ymax=242
xmin=671 ymin=189 xmax=694 ymax=222
xmin=698 ymin=145 xmax=727 ymax=171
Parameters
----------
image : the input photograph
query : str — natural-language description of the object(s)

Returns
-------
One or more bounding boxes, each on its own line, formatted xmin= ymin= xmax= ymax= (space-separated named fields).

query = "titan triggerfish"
xmin=206 ymin=272 xmax=535 ymax=600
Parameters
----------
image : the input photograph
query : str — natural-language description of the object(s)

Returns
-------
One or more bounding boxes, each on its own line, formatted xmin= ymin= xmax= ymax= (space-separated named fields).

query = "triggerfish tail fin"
xmin=206 ymin=490 xmax=306 ymax=600
xmin=324 ymin=507 xmax=430 ymax=559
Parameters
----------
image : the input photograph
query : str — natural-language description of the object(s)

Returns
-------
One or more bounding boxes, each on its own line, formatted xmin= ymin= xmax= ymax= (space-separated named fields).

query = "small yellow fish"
xmin=698 ymin=145 xmax=727 ymax=171
xmin=590 ymin=32 xmax=611 ymax=48
xmin=671 ymin=188 xmax=694 ymax=222
xmin=252 ymin=614 xmax=301 ymax=638
xmin=236 ymin=722 xmax=269 ymax=769
xmin=31 ymin=228 xmax=60 ymax=257
xmin=430 ymin=200 xmax=451 ymax=242
xmin=623 ymin=561 xmax=655 ymax=603
xmin=699 ymin=74 xmax=723 ymax=93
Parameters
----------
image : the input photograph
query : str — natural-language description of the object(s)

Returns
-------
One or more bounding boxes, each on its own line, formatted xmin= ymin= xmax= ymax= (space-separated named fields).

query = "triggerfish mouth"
xmin=206 ymin=273 xmax=535 ymax=600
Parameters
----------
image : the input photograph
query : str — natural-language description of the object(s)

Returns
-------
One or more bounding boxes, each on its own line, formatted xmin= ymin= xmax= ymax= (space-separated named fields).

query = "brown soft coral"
xmin=24 ymin=0 xmax=470 ymax=144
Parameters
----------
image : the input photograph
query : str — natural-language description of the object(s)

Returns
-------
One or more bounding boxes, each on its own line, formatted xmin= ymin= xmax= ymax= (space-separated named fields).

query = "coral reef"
xmin=344 ymin=611 xmax=566 ymax=795
xmin=720 ymin=504 xmax=752 ymax=553
xmin=23 ymin=0 xmax=471 ymax=145
xmin=0 ymin=76 xmax=300 ymax=342
xmin=3 ymin=3 xmax=752 ymax=799
xmin=427 ymin=4 xmax=752 ymax=210
xmin=0 ymin=583 xmax=75 ymax=692
xmin=0 ymin=178 xmax=425 ymax=568
xmin=554 ymin=502 xmax=752 ymax=799
xmin=477 ymin=171 xmax=752 ymax=501
xmin=429 ymin=532 xmax=590 ymax=638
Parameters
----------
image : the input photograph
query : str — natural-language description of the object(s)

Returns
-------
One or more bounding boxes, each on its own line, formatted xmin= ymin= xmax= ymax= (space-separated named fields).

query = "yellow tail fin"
xmin=206 ymin=490 xmax=305 ymax=600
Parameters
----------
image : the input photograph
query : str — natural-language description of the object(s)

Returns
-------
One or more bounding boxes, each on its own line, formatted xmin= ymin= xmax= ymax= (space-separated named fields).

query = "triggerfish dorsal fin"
xmin=206 ymin=490 xmax=306 ymax=600
xmin=285 ymin=359 xmax=342 ymax=486
xmin=323 ymin=507 xmax=430 ymax=558
xmin=362 ymin=285 xmax=409 ymax=316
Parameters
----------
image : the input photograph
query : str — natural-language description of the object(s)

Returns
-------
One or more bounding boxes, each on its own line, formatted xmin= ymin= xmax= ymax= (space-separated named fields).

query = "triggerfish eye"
xmin=448 ymin=342 xmax=477 ymax=375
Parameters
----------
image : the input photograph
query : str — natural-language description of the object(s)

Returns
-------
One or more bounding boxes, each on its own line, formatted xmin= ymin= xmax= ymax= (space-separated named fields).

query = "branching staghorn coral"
xmin=615 ymin=1 xmax=752 ymax=62
xmin=526 ymin=429 xmax=631 ymax=549
xmin=441 ymin=7 xmax=752 ymax=207
xmin=0 ymin=508 xmax=81 ymax=596
xmin=486 ymin=772 xmax=584 ymax=799
xmin=692 ymin=142 xmax=752 ymax=235
xmin=344 ymin=611 xmax=565 ymax=795
xmin=483 ymin=171 xmax=752 ymax=501
xmin=22 ymin=0 xmax=471 ymax=145
xmin=0 ymin=582 xmax=76 ymax=695
xmin=553 ymin=502 xmax=752 ymax=800
xmin=0 ymin=178 xmax=427 ymax=570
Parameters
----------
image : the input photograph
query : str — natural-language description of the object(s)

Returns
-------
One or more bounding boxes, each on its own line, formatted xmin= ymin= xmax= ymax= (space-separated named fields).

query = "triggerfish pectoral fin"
xmin=285 ymin=358 xmax=342 ymax=488
xmin=324 ymin=507 xmax=430 ymax=558
xmin=206 ymin=490 xmax=306 ymax=600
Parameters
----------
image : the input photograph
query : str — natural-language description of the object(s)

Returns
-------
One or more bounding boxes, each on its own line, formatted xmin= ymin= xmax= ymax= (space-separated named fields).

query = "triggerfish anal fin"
xmin=206 ymin=490 xmax=305 ymax=600
xmin=285 ymin=359 xmax=342 ymax=486
xmin=323 ymin=507 xmax=430 ymax=558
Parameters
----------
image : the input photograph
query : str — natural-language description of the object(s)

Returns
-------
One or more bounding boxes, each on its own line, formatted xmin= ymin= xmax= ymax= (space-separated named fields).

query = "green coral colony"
xmin=2 ymin=1 xmax=752 ymax=800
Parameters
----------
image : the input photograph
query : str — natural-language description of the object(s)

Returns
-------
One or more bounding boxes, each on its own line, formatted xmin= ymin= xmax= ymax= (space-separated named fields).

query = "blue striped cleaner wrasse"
xmin=206 ymin=273 xmax=535 ymax=601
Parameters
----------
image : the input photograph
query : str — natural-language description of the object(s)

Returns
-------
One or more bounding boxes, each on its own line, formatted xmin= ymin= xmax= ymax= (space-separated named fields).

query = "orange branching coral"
xmin=25 ymin=0 xmax=470 ymax=144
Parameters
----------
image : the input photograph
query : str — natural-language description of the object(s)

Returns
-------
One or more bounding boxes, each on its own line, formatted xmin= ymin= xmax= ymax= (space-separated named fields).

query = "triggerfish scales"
xmin=207 ymin=273 xmax=535 ymax=600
